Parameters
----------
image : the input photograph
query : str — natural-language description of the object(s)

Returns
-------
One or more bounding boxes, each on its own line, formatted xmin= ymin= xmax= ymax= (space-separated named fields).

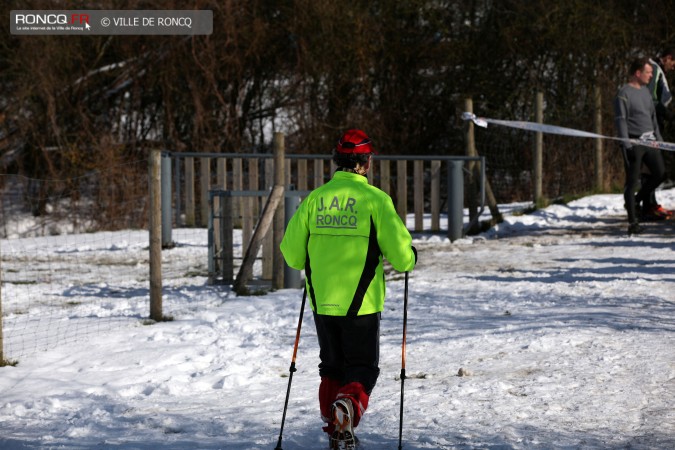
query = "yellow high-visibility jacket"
xmin=280 ymin=171 xmax=415 ymax=316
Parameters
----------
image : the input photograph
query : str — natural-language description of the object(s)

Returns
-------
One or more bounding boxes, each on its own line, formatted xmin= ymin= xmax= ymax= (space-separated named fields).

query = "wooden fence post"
xmin=199 ymin=158 xmax=210 ymax=227
xmin=297 ymin=159 xmax=307 ymax=191
xmin=396 ymin=160 xmax=407 ymax=222
xmin=534 ymin=91 xmax=544 ymax=205
xmin=243 ymin=159 xmax=259 ymax=249
xmin=185 ymin=157 xmax=195 ymax=226
xmin=214 ymin=157 xmax=227 ymax=255
xmin=594 ymin=85 xmax=604 ymax=192
xmin=272 ymin=132 xmax=286 ymax=290
xmin=149 ymin=150 xmax=163 ymax=321
xmin=263 ymin=158 xmax=274 ymax=279
xmin=314 ymin=159 xmax=324 ymax=188
xmin=430 ymin=160 xmax=441 ymax=231
xmin=464 ymin=97 xmax=480 ymax=233
xmin=462 ymin=96 xmax=502 ymax=228
xmin=380 ymin=160 xmax=390 ymax=195
xmin=414 ymin=160 xmax=424 ymax=231
xmin=233 ymin=158 xmax=243 ymax=228
xmin=221 ymin=194 xmax=234 ymax=283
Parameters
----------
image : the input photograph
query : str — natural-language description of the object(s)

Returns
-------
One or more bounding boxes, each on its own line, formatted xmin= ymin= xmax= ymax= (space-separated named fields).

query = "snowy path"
xmin=1 ymin=192 xmax=674 ymax=449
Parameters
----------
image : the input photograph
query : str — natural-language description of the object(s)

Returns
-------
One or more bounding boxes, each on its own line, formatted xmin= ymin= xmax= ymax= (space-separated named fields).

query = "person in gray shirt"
xmin=614 ymin=57 xmax=666 ymax=235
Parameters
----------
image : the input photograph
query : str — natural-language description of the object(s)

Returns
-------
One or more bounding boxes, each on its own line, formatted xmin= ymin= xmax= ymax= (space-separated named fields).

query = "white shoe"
xmin=328 ymin=399 xmax=358 ymax=449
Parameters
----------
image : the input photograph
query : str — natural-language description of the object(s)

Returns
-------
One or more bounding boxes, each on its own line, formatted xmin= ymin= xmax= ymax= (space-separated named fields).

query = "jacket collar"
xmin=332 ymin=170 xmax=368 ymax=183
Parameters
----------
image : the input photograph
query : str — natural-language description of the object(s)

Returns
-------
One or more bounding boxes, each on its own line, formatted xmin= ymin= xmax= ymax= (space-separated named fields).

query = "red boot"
xmin=320 ymin=377 xmax=341 ymax=434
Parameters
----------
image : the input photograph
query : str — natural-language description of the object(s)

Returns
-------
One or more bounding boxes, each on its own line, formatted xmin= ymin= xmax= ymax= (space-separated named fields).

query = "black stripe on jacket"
xmin=305 ymin=252 xmax=318 ymax=311
xmin=348 ymin=217 xmax=381 ymax=317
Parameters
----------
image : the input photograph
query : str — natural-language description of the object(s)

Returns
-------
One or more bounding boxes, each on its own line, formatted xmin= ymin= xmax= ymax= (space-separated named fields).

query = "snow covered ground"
xmin=1 ymin=190 xmax=674 ymax=449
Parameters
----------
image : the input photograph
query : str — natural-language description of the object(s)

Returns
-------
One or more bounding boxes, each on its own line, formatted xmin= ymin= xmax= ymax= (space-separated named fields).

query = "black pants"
xmin=313 ymin=312 xmax=380 ymax=394
xmin=623 ymin=145 xmax=666 ymax=223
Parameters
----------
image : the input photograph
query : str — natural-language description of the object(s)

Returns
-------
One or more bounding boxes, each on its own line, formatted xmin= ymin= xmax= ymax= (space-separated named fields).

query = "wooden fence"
xmin=148 ymin=139 xmax=486 ymax=312
xmin=164 ymin=152 xmax=482 ymax=234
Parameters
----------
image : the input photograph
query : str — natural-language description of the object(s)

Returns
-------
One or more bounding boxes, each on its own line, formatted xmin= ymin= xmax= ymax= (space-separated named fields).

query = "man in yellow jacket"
xmin=280 ymin=129 xmax=416 ymax=449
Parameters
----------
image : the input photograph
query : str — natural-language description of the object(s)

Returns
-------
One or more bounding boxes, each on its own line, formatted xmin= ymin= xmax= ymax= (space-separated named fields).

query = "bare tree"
xmin=2 ymin=0 xmax=674 ymax=221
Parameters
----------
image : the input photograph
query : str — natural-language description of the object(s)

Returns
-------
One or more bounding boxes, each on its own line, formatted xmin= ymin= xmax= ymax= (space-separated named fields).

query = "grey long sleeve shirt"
xmin=614 ymin=84 xmax=662 ymax=150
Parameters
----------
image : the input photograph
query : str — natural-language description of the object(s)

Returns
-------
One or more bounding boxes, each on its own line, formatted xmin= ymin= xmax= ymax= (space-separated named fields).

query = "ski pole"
xmin=398 ymin=271 xmax=409 ymax=450
xmin=274 ymin=287 xmax=307 ymax=450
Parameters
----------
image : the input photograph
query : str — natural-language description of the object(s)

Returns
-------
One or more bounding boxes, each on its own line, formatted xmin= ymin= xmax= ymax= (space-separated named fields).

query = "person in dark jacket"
xmin=641 ymin=48 xmax=675 ymax=220
xmin=648 ymin=47 xmax=675 ymax=133
xmin=280 ymin=129 xmax=416 ymax=449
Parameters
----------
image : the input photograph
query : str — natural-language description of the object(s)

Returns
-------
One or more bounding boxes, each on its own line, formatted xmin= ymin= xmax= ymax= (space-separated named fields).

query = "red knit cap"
xmin=335 ymin=129 xmax=374 ymax=154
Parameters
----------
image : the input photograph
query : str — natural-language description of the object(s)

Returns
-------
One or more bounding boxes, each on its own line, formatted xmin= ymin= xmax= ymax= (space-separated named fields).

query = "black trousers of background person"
xmin=313 ymin=312 xmax=381 ymax=395
xmin=623 ymin=144 xmax=666 ymax=224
